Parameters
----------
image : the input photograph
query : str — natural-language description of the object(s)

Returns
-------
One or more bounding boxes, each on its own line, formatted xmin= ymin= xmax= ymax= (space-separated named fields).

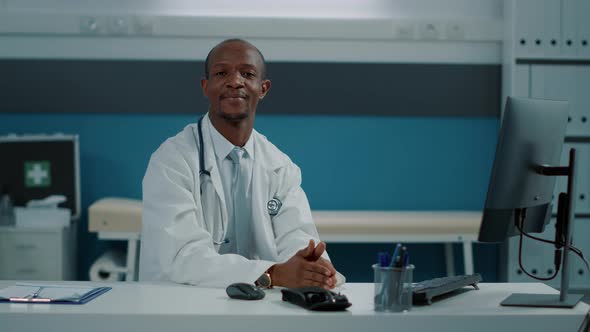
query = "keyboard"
xmin=412 ymin=273 xmax=482 ymax=305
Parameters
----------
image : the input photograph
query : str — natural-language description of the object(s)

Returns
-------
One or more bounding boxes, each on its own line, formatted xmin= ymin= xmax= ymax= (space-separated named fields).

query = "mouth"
xmin=220 ymin=94 xmax=248 ymax=101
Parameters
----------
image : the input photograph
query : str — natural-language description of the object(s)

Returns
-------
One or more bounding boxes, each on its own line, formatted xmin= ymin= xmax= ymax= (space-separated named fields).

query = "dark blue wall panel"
xmin=0 ymin=59 xmax=502 ymax=282
xmin=0 ymin=112 xmax=499 ymax=281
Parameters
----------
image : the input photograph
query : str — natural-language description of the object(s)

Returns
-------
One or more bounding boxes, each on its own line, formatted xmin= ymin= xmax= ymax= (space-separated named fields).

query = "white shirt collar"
xmin=207 ymin=115 xmax=255 ymax=162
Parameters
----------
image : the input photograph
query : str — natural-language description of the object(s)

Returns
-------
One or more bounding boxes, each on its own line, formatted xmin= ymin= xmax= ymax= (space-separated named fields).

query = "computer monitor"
xmin=478 ymin=97 xmax=583 ymax=308
xmin=478 ymin=97 xmax=567 ymax=242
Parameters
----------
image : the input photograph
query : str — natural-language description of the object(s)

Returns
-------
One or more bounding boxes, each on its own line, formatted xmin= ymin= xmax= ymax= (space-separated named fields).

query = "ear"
xmin=258 ymin=79 xmax=271 ymax=99
xmin=200 ymin=78 xmax=209 ymax=97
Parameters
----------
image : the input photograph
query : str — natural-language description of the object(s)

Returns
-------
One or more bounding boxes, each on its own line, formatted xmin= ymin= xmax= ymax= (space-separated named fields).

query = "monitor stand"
xmin=501 ymin=149 xmax=583 ymax=309
xmin=501 ymin=293 xmax=583 ymax=308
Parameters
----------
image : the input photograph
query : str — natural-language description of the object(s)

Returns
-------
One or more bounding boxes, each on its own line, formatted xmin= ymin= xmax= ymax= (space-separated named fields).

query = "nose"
xmin=225 ymin=71 xmax=244 ymax=88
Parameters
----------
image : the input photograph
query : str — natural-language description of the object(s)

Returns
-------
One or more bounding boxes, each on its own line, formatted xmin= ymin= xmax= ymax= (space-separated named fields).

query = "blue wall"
xmin=0 ymin=112 xmax=499 ymax=282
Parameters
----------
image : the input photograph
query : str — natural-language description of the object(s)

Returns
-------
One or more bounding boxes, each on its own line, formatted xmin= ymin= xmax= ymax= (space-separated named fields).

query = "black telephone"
xmin=281 ymin=287 xmax=351 ymax=311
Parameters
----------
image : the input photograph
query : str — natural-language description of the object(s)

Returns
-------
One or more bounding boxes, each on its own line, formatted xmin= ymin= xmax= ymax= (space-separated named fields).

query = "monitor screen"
xmin=478 ymin=97 xmax=568 ymax=243
xmin=0 ymin=135 xmax=80 ymax=219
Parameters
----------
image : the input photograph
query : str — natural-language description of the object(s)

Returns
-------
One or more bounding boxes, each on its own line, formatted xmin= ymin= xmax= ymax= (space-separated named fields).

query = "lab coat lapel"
xmin=251 ymin=135 xmax=280 ymax=261
xmin=201 ymin=115 xmax=229 ymax=232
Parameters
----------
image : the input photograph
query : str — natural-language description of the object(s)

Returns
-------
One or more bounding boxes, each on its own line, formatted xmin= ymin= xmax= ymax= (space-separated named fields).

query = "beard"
xmin=219 ymin=107 xmax=250 ymax=122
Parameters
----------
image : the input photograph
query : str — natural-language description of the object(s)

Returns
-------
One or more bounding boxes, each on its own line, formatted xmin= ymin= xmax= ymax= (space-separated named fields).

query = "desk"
xmin=313 ymin=211 xmax=482 ymax=276
xmin=1 ymin=281 xmax=588 ymax=332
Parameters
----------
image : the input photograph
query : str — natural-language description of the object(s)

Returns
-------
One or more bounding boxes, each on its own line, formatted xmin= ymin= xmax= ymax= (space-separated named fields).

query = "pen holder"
xmin=372 ymin=264 xmax=414 ymax=312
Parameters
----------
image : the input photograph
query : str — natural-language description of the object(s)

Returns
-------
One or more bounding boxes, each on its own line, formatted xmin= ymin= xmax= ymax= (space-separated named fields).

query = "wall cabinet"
xmin=502 ymin=0 xmax=590 ymax=290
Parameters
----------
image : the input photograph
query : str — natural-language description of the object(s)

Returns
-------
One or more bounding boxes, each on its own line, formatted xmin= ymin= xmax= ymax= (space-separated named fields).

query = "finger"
xmin=317 ymin=258 xmax=336 ymax=276
xmin=301 ymin=279 xmax=323 ymax=288
xmin=305 ymin=239 xmax=316 ymax=257
xmin=329 ymin=275 xmax=337 ymax=287
xmin=309 ymin=241 xmax=326 ymax=261
xmin=298 ymin=239 xmax=315 ymax=257
xmin=304 ymin=272 xmax=333 ymax=289
xmin=303 ymin=274 xmax=336 ymax=289
xmin=303 ymin=261 xmax=331 ymax=276
xmin=302 ymin=270 xmax=331 ymax=283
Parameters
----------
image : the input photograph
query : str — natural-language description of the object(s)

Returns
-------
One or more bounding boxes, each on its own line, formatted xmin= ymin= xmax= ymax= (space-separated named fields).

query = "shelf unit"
xmin=502 ymin=0 xmax=590 ymax=290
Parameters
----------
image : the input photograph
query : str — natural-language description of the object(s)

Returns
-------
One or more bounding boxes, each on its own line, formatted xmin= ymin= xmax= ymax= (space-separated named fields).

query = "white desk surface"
xmin=1 ymin=281 xmax=588 ymax=332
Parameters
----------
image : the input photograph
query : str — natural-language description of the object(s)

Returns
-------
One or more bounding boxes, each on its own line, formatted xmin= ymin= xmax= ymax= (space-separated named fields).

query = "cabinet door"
xmin=562 ymin=0 xmax=578 ymax=56
xmin=531 ymin=65 xmax=590 ymax=137
xmin=1 ymin=231 xmax=61 ymax=280
xmin=542 ymin=0 xmax=561 ymax=56
xmin=514 ymin=0 xmax=543 ymax=57
xmin=576 ymin=0 xmax=590 ymax=57
xmin=571 ymin=217 xmax=590 ymax=288
xmin=553 ymin=143 xmax=590 ymax=215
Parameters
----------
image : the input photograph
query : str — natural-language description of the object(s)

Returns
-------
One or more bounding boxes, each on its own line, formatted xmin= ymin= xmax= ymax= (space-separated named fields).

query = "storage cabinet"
xmin=0 ymin=226 xmax=76 ymax=280
xmin=502 ymin=0 xmax=590 ymax=290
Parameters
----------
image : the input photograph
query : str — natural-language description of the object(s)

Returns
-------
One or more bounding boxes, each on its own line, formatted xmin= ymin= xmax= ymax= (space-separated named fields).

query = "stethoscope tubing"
xmin=197 ymin=115 xmax=228 ymax=245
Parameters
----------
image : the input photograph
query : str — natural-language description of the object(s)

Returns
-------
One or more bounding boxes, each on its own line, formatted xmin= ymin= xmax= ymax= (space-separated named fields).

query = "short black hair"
xmin=203 ymin=38 xmax=267 ymax=79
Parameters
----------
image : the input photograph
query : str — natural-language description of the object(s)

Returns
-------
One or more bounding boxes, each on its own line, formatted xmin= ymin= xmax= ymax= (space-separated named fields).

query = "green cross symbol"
xmin=24 ymin=161 xmax=51 ymax=187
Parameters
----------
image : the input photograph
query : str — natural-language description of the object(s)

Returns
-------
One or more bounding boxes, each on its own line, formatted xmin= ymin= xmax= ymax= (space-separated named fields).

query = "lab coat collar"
xmin=207 ymin=115 xmax=255 ymax=163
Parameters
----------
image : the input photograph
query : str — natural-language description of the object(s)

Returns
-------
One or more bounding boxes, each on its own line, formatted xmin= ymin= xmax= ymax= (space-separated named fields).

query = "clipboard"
xmin=0 ymin=283 xmax=111 ymax=304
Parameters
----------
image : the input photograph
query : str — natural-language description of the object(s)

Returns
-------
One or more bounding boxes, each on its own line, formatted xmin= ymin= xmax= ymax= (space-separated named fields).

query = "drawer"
xmin=0 ymin=264 xmax=59 ymax=280
xmin=0 ymin=231 xmax=61 ymax=280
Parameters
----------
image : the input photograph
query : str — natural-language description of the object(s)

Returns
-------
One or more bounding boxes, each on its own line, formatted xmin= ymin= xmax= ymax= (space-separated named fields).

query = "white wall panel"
xmin=3 ymin=0 xmax=502 ymax=19
xmin=0 ymin=1 xmax=503 ymax=62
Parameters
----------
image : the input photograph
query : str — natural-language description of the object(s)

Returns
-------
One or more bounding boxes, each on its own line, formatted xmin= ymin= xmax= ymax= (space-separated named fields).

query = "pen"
xmin=31 ymin=286 xmax=44 ymax=299
xmin=395 ymin=246 xmax=407 ymax=268
xmin=378 ymin=252 xmax=391 ymax=267
xmin=397 ymin=246 xmax=408 ymax=306
xmin=403 ymin=251 xmax=410 ymax=267
xmin=389 ymin=243 xmax=402 ymax=267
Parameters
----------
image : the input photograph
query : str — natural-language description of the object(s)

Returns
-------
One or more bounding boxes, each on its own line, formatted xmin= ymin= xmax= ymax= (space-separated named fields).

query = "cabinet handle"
xmin=15 ymin=244 xmax=38 ymax=250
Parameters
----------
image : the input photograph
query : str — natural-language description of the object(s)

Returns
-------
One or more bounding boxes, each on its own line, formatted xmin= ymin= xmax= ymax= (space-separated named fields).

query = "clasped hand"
xmin=270 ymin=239 xmax=338 ymax=289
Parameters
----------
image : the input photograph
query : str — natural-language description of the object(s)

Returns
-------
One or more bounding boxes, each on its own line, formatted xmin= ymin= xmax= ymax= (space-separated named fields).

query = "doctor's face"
xmin=201 ymin=41 xmax=271 ymax=122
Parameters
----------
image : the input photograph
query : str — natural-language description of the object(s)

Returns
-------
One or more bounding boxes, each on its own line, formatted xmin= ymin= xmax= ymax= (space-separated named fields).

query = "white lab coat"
xmin=139 ymin=114 xmax=342 ymax=287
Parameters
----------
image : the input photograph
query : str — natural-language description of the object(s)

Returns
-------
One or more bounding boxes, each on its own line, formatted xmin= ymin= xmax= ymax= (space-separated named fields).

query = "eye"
xmin=214 ymin=71 xmax=226 ymax=77
xmin=242 ymin=72 xmax=256 ymax=78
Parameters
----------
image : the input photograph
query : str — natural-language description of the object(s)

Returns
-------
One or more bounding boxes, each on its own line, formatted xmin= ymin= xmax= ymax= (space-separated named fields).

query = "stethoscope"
xmin=196 ymin=116 xmax=230 ymax=246
xmin=195 ymin=115 xmax=283 ymax=246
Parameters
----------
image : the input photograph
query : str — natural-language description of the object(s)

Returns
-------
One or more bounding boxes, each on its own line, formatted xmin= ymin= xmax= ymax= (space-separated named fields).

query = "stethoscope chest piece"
xmin=267 ymin=198 xmax=282 ymax=216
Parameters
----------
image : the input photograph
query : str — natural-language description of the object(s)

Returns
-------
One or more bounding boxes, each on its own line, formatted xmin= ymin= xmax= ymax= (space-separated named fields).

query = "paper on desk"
xmin=0 ymin=283 xmax=97 ymax=301
xmin=0 ymin=286 xmax=40 ymax=299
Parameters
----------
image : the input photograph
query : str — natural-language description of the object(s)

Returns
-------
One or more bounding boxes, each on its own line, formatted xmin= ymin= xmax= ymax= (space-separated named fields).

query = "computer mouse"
xmin=226 ymin=283 xmax=265 ymax=300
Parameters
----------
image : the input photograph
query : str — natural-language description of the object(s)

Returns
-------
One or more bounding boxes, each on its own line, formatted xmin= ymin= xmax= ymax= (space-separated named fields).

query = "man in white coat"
xmin=140 ymin=39 xmax=343 ymax=289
